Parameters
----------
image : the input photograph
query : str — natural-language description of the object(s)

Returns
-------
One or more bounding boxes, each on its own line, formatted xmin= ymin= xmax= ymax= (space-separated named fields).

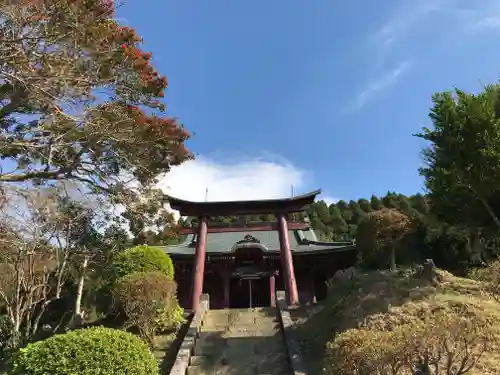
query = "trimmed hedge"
xmin=11 ymin=327 xmax=159 ymax=375
xmin=111 ymin=245 xmax=174 ymax=280
xmin=114 ymin=271 xmax=182 ymax=345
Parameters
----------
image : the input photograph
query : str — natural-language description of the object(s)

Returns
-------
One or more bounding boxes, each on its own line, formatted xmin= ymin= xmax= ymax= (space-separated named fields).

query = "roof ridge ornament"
xmin=236 ymin=234 xmax=260 ymax=244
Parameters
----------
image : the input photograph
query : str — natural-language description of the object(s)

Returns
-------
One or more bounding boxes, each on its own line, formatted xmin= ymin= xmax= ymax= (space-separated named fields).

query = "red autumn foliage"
xmin=0 ymin=0 xmax=192 ymax=197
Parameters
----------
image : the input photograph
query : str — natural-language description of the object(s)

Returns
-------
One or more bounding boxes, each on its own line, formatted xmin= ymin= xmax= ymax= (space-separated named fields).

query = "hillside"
xmin=290 ymin=266 xmax=500 ymax=375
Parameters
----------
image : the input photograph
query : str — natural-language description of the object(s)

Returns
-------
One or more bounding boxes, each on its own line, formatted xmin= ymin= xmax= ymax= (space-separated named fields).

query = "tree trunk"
xmin=8 ymin=317 xmax=21 ymax=349
xmin=390 ymin=244 xmax=396 ymax=271
xmin=471 ymin=187 xmax=500 ymax=230
xmin=31 ymin=300 xmax=52 ymax=339
xmin=71 ymin=256 xmax=89 ymax=328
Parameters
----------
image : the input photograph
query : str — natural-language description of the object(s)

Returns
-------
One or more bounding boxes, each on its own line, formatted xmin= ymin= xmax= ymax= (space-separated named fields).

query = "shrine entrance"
xmin=229 ymin=276 xmax=270 ymax=308
xmin=228 ymin=245 xmax=274 ymax=308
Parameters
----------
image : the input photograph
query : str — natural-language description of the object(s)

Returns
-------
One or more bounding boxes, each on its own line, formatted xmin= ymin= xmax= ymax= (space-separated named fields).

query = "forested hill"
xmin=189 ymin=192 xmax=430 ymax=241
xmin=189 ymin=192 xmax=498 ymax=275
xmin=307 ymin=192 xmax=429 ymax=241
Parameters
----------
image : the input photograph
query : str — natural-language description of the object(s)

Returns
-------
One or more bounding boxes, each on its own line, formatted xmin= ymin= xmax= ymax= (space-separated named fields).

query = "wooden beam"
xmin=178 ymin=222 xmax=310 ymax=234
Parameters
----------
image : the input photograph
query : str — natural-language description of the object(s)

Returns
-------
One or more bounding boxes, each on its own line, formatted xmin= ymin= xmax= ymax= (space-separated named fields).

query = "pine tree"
xmin=358 ymin=198 xmax=372 ymax=213
xmin=315 ymin=201 xmax=331 ymax=224
xmin=337 ymin=200 xmax=348 ymax=211
xmin=382 ymin=192 xmax=400 ymax=209
xmin=410 ymin=193 xmax=430 ymax=215
xmin=397 ymin=195 xmax=414 ymax=216
xmin=349 ymin=200 xmax=367 ymax=225
xmin=370 ymin=195 xmax=383 ymax=210
xmin=329 ymin=205 xmax=348 ymax=237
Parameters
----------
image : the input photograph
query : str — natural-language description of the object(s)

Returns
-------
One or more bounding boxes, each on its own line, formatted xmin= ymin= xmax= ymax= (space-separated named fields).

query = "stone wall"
xmin=276 ymin=291 xmax=308 ymax=375
xmin=168 ymin=294 xmax=210 ymax=375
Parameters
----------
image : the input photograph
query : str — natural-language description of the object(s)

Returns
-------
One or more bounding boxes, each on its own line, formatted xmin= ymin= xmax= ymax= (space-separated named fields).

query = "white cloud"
xmin=373 ymin=0 xmax=447 ymax=50
xmin=318 ymin=195 xmax=339 ymax=206
xmin=156 ymin=155 xmax=309 ymax=208
xmin=353 ymin=60 xmax=413 ymax=110
xmin=468 ymin=15 xmax=500 ymax=31
xmin=373 ymin=0 xmax=500 ymax=46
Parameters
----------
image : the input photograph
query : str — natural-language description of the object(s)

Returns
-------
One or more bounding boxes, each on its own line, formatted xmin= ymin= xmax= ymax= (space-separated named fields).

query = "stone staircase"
xmin=186 ymin=307 xmax=293 ymax=375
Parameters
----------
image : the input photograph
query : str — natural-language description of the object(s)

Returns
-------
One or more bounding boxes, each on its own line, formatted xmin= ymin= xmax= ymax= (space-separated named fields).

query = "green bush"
xmin=111 ymin=245 xmax=174 ymax=280
xmin=114 ymin=271 xmax=183 ymax=346
xmin=10 ymin=326 xmax=158 ymax=375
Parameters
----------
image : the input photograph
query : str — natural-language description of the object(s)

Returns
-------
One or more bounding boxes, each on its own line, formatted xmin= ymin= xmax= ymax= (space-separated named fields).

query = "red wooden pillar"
xmin=276 ymin=213 xmax=299 ymax=305
xmin=190 ymin=216 xmax=208 ymax=311
xmin=269 ymin=273 xmax=276 ymax=307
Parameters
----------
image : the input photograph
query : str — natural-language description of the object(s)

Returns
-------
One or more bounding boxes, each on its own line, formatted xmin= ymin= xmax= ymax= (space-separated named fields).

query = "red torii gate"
xmin=166 ymin=189 xmax=321 ymax=311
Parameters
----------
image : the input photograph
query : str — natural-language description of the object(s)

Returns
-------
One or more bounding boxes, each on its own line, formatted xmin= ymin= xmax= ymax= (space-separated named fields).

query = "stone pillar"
xmin=269 ymin=273 xmax=276 ymax=307
xmin=223 ymin=271 xmax=230 ymax=308
xmin=190 ymin=216 xmax=208 ymax=311
xmin=276 ymin=213 xmax=299 ymax=305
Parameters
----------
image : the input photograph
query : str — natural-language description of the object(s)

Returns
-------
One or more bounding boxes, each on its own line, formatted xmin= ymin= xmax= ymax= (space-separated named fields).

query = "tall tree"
xmin=358 ymin=198 xmax=372 ymax=213
xmin=0 ymin=0 xmax=191 ymax=222
xmin=410 ymin=193 xmax=430 ymax=216
xmin=356 ymin=208 xmax=412 ymax=271
xmin=382 ymin=192 xmax=399 ymax=209
xmin=337 ymin=200 xmax=348 ymax=211
xmin=416 ymin=85 xmax=500 ymax=231
xmin=397 ymin=194 xmax=413 ymax=216
xmin=349 ymin=200 xmax=367 ymax=225
xmin=329 ymin=205 xmax=348 ymax=238
xmin=370 ymin=195 xmax=383 ymax=211
xmin=314 ymin=201 xmax=331 ymax=225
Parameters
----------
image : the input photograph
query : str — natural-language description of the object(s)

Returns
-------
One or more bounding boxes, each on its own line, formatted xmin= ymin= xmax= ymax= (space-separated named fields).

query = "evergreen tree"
xmin=382 ymin=192 xmax=399 ymax=209
xmin=358 ymin=198 xmax=372 ymax=213
xmin=258 ymin=213 xmax=276 ymax=222
xmin=315 ymin=201 xmax=331 ymax=224
xmin=370 ymin=195 xmax=383 ymax=210
xmin=342 ymin=208 xmax=354 ymax=224
xmin=397 ymin=194 xmax=414 ymax=216
xmin=410 ymin=193 xmax=430 ymax=215
xmin=349 ymin=200 xmax=367 ymax=225
xmin=337 ymin=200 xmax=348 ymax=211
xmin=329 ymin=205 xmax=348 ymax=237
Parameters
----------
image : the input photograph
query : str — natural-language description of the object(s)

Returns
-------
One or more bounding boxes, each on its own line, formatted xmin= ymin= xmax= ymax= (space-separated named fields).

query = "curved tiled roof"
xmin=165 ymin=190 xmax=321 ymax=216
xmin=160 ymin=228 xmax=356 ymax=256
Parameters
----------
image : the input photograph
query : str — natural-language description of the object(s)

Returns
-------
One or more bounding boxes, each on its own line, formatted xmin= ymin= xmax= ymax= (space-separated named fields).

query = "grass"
xmin=290 ymin=267 xmax=500 ymax=375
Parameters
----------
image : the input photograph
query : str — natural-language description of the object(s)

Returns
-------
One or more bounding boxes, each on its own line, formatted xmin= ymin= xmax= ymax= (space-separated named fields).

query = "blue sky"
xmin=118 ymin=0 xmax=500 ymax=203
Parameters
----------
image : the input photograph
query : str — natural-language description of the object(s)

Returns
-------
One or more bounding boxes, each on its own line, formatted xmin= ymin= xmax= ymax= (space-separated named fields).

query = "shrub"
xmin=325 ymin=312 xmax=492 ymax=375
xmin=113 ymin=271 xmax=183 ymax=346
xmin=111 ymin=245 xmax=174 ymax=280
xmin=10 ymin=326 xmax=158 ymax=375
xmin=470 ymin=258 xmax=500 ymax=301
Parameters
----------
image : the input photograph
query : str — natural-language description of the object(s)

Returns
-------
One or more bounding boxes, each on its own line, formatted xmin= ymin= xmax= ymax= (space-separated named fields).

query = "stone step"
xmin=193 ymin=342 xmax=222 ymax=356
xmin=198 ymin=331 xmax=225 ymax=341
xmin=255 ymin=352 xmax=290 ymax=373
xmin=187 ymin=307 xmax=291 ymax=374
xmin=189 ymin=355 xmax=205 ymax=366
xmin=226 ymin=322 xmax=280 ymax=330
xmin=189 ymin=355 xmax=221 ymax=367
xmin=202 ymin=324 xmax=279 ymax=333
xmin=195 ymin=337 xmax=226 ymax=350
xmin=200 ymin=324 xmax=228 ymax=332
xmin=186 ymin=365 xmax=210 ymax=375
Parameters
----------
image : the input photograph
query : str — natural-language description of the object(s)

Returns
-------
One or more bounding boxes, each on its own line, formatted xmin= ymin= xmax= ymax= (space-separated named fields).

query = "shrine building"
xmin=160 ymin=190 xmax=357 ymax=311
